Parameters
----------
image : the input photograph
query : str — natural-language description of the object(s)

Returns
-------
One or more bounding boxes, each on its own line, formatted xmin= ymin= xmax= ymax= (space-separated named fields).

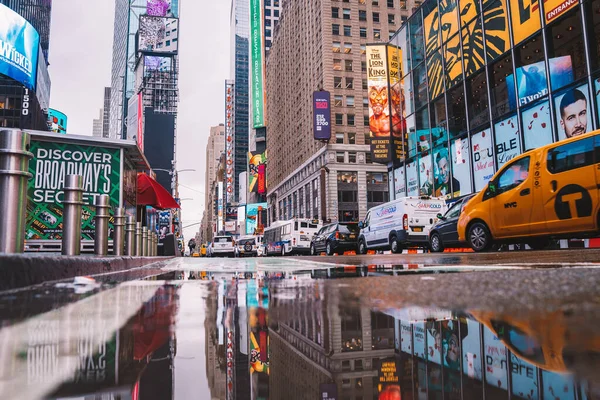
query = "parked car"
xmin=235 ymin=235 xmax=263 ymax=257
xmin=310 ymin=222 xmax=360 ymax=255
xmin=211 ymin=236 xmax=236 ymax=257
xmin=428 ymin=194 xmax=475 ymax=252
xmin=358 ymin=196 xmax=448 ymax=254
xmin=458 ymin=130 xmax=600 ymax=252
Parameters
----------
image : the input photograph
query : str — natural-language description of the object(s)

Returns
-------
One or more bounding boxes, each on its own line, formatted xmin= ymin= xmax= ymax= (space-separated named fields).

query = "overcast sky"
xmin=49 ymin=0 xmax=231 ymax=241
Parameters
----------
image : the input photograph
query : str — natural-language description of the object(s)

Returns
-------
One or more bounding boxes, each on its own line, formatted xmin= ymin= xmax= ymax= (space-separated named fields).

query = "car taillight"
xmin=403 ymin=214 xmax=408 ymax=230
xmin=335 ymin=232 xmax=340 ymax=240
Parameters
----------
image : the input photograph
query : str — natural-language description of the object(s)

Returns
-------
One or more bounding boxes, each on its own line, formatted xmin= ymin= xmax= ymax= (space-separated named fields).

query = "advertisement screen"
xmin=388 ymin=44 xmax=407 ymax=161
xmin=523 ymin=100 xmax=553 ymax=150
xmin=367 ymin=45 xmax=392 ymax=163
xmin=494 ymin=115 xmax=521 ymax=168
xmin=393 ymin=167 xmax=406 ymax=198
xmin=554 ymin=83 xmax=592 ymax=141
xmin=418 ymin=153 xmax=433 ymax=196
xmin=377 ymin=358 xmax=401 ymax=398
xmin=0 ymin=3 xmax=40 ymax=90
xmin=144 ymin=55 xmax=172 ymax=75
xmin=47 ymin=108 xmax=67 ymax=134
xmin=250 ymin=0 xmax=266 ymax=128
xmin=483 ymin=0 xmax=510 ymax=61
xmin=511 ymin=354 xmax=538 ymax=399
xmin=413 ymin=322 xmax=426 ymax=359
xmin=400 ymin=320 xmax=412 ymax=353
xmin=217 ymin=182 xmax=224 ymax=233
xmin=471 ymin=129 xmax=495 ymax=191
xmin=138 ymin=15 xmax=178 ymax=54
xmin=406 ymin=160 xmax=419 ymax=196
xmin=246 ymin=203 xmax=267 ymax=235
xmin=426 ymin=322 xmax=442 ymax=364
xmin=483 ymin=326 xmax=508 ymax=389
xmin=462 ymin=319 xmax=483 ymax=380
xmin=147 ymin=0 xmax=179 ymax=17
xmin=248 ymin=151 xmax=267 ymax=193
xmin=451 ymin=137 xmax=472 ymax=197
xmin=433 ymin=146 xmax=458 ymax=197
xmin=26 ymin=141 xmax=121 ymax=240
xmin=313 ymin=91 xmax=331 ymax=140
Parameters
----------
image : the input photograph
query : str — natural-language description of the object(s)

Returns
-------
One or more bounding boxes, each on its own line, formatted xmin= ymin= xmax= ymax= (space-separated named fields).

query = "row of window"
xmin=333 ymin=24 xmax=396 ymax=40
xmin=332 ymin=8 xmax=401 ymax=24
xmin=334 ymin=0 xmax=407 ymax=7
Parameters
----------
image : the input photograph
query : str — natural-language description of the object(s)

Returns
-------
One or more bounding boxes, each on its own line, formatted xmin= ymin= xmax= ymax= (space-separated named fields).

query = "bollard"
xmin=135 ymin=222 xmax=142 ymax=256
xmin=113 ymin=208 xmax=125 ymax=256
xmin=152 ymin=232 xmax=157 ymax=256
xmin=142 ymin=227 xmax=148 ymax=256
xmin=62 ymin=175 xmax=84 ymax=256
xmin=94 ymin=194 xmax=111 ymax=256
xmin=125 ymin=215 xmax=135 ymax=256
xmin=0 ymin=129 xmax=33 ymax=254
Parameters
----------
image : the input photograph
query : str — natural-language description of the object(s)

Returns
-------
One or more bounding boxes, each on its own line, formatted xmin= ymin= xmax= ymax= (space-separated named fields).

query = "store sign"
xmin=225 ymin=81 xmax=235 ymax=203
xmin=313 ymin=91 xmax=331 ymax=140
xmin=544 ymin=0 xmax=578 ymax=23
xmin=366 ymin=45 xmax=392 ymax=163
xmin=250 ymin=0 xmax=266 ymax=128
xmin=26 ymin=141 xmax=121 ymax=240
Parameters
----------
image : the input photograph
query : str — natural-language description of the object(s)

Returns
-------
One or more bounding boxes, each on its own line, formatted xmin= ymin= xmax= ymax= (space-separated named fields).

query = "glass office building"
xmin=382 ymin=0 xmax=600 ymax=200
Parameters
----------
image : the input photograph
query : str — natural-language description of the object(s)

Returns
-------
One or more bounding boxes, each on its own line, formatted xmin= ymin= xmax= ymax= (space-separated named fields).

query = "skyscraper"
xmin=201 ymin=124 xmax=225 ymax=242
xmin=92 ymin=109 xmax=103 ymax=137
xmin=109 ymin=0 xmax=129 ymax=139
xmin=102 ymin=87 xmax=111 ymax=137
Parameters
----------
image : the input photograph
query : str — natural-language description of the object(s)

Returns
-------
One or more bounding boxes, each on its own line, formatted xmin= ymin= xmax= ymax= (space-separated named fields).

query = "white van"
xmin=358 ymin=196 xmax=448 ymax=254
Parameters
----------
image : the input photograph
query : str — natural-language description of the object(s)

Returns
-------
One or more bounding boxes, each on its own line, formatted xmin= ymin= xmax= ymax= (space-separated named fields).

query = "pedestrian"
xmin=188 ymin=238 xmax=196 ymax=256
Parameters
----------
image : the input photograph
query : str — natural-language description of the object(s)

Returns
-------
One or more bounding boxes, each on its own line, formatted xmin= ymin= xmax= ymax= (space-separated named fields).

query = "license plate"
xmin=349 ymin=234 xmax=356 ymax=239
xmin=413 ymin=227 xmax=423 ymax=232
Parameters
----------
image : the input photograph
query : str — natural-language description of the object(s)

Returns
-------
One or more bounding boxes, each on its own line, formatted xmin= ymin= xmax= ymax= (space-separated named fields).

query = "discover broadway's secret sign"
xmin=26 ymin=141 xmax=120 ymax=240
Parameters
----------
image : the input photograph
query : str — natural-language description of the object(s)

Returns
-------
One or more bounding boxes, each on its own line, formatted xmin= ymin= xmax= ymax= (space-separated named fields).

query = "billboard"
xmin=147 ymin=0 xmax=179 ymax=17
xmin=26 ymin=141 xmax=121 ymax=240
xmin=217 ymin=182 xmax=224 ymax=233
xmin=47 ymin=109 xmax=67 ymax=134
xmin=471 ymin=128 xmax=495 ymax=191
xmin=367 ymin=44 xmax=392 ymax=163
xmin=313 ymin=91 xmax=331 ymax=140
xmin=509 ymin=0 xmax=541 ymax=45
xmin=35 ymin=47 xmax=50 ymax=111
xmin=248 ymin=150 xmax=267 ymax=193
xmin=225 ymin=81 xmax=235 ymax=203
xmin=246 ymin=202 xmax=267 ymax=235
xmin=0 ymin=3 xmax=40 ymax=90
xmin=138 ymin=15 xmax=178 ymax=54
xmin=144 ymin=55 xmax=172 ymax=75
xmin=250 ymin=0 xmax=266 ymax=128
xmin=554 ymin=83 xmax=592 ymax=141
xmin=544 ymin=0 xmax=577 ymax=23
xmin=377 ymin=357 xmax=401 ymax=398
xmin=144 ymin=108 xmax=175 ymax=191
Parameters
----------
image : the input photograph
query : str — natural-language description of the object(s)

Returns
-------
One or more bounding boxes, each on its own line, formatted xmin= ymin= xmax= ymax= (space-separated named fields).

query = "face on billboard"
xmin=0 ymin=4 xmax=40 ymax=90
xmin=138 ymin=16 xmax=178 ymax=54
xmin=555 ymin=84 xmax=591 ymax=140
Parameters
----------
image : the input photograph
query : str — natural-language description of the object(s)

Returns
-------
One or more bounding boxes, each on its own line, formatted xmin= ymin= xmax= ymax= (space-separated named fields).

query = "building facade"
xmin=92 ymin=109 xmax=103 ymax=137
xmin=201 ymin=124 xmax=226 ymax=243
xmin=109 ymin=0 xmax=130 ymax=139
xmin=265 ymin=0 xmax=419 ymax=224
xmin=381 ymin=0 xmax=600 ymax=204
xmin=102 ymin=86 xmax=111 ymax=137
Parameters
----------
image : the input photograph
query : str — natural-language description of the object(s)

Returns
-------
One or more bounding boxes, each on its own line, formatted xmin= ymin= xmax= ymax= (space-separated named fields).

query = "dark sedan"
xmin=310 ymin=222 xmax=360 ymax=256
xmin=428 ymin=195 xmax=475 ymax=252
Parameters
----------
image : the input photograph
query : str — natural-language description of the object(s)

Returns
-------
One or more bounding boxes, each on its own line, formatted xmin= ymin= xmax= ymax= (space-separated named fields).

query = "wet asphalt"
xmin=0 ymin=252 xmax=599 ymax=399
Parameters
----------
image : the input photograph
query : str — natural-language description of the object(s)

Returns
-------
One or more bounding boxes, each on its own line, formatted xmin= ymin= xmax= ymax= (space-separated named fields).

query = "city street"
xmin=1 ymin=253 xmax=599 ymax=399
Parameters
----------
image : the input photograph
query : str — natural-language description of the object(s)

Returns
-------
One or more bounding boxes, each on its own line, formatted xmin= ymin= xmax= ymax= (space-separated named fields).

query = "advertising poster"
xmin=26 ymin=141 xmax=120 ymax=240
xmin=248 ymin=151 xmax=267 ymax=193
xmin=483 ymin=0 xmax=510 ymax=60
xmin=138 ymin=16 xmax=178 ymax=54
xmin=250 ymin=0 xmax=266 ymax=128
xmin=511 ymin=354 xmax=538 ymax=399
xmin=389 ymin=44 xmax=407 ymax=161
xmin=444 ymin=35 xmax=462 ymax=88
xmin=419 ymin=153 xmax=433 ymax=196
xmin=313 ymin=91 xmax=331 ymax=140
xmin=523 ymin=100 xmax=553 ymax=150
xmin=366 ymin=45 xmax=392 ymax=163
xmin=471 ymin=129 xmax=495 ymax=192
xmin=406 ymin=160 xmax=419 ymax=196
xmin=144 ymin=55 xmax=172 ymax=75
xmin=377 ymin=357 xmax=401 ymax=398
xmin=400 ymin=320 xmax=412 ymax=353
xmin=541 ymin=371 xmax=575 ymax=399
xmin=413 ymin=322 xmax=426 ymax=359
xmin=544 ymin=0 xmax=578 ymax=24
xmin=147 ymin=0 xmax=178 ymax=17
xmin=225 ymin=81 xmax=235 ymax=203
xmin=158 ymin=211 xmax=170 ymax=238
xmin=433 ymin=146 xmax=458 ymax=198
xmin=246 ymin=202 xmax=267 ymax=235
xmin=426 ymin=322 xmax=442 ymax=364
xmin=494 ymin=115 xmax=521 ymax=168
xmin=510 ymin=0 xmax=541 ymax=46
xmin=217 ymin=182 xmax=224 ymax=233
xmin=48 ymin=109 xmax=68 ymax=134
xmin=483 ymin=327 xmax=508 ymax=389
xmin=394 ymin=167 xmax=407 ymax=199
xmin=595 ymin=77 xmax=600 ymax=131
xmin=388 ymin=171 xmax=394 ymax=200
xmin=442 ymin=320 xmax=461 ymax=370
xmin=451 ymin=137 xmax=472 ymax=196
xmin=554 ymin=83 xmax=592 ymax=141
xmin=0 ymin=4 xmax=39 ymax=90
xmin=461 ymin=319 xmax=483 ymax=380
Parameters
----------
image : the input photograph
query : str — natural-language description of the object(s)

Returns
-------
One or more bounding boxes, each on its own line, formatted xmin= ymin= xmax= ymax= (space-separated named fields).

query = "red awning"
xmin=137 ymin=173 xmax=180 ymax=210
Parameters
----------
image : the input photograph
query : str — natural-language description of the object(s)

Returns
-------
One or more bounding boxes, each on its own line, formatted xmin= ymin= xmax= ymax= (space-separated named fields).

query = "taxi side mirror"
xmin=488 ymin=183 xmax=497 ymax=195
xmin=436 ymin=213 xmax=445 ymax=220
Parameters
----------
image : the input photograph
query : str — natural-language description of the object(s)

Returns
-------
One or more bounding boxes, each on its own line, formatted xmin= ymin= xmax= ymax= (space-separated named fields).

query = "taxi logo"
xmin=554 ymin=184 xmax=592 ymax=220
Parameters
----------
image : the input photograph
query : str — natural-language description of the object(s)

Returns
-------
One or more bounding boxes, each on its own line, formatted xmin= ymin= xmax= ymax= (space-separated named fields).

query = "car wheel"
xmin=390 ymin=235 xmax=402 ymax=254
xmin=358 ymin=239 xmax=367 ymax=255
xmin=430 ymin=232 xmax=444 ymax=253
xmin=326 ymin=242 xmax=334 ymax=256
xmin=468 ymin=222 xmax=493 ymax=252
xmin=310 ymin=244 xmax=316 ymax=256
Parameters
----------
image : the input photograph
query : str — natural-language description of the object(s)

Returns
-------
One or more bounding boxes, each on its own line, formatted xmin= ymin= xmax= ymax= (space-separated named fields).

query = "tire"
xmin=527 ymin=238 xmax=551 ymax=251
xmin=326 ymin=242 xmax=334 ymax=256
xmin=310 ymin=244 xmax=316 ymax=256
xmin=430 ymin=232 xmax=444 ymax=253
xmin=468 ymin=222 xmax=493 ymax=252
xmin=358 ymin=239 xmax=367 ymax=255
xmin=390 ymin=235 xmax=402 ymax=254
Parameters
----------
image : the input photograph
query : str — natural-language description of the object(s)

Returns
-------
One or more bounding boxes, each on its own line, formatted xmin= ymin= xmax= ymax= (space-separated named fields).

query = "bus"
xmin=263 ymin=218 xmax=322 ymax=256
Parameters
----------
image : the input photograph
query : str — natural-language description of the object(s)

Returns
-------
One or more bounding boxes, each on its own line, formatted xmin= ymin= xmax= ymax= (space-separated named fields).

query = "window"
xmin=466 ymin=70 xmax=489 ymax=129
xmin=334 ymin=76 xmax=343 ymax=88
xmin=343 ymin=43 xmax=352 ymax=53
xmin=363 ymin=97 xmax=369 ymax=107
xmin=388 ymin=14 xmax=395 ymax=24
xmin=338 ymin=190 xmax=358 ymax=202
xmin=346 ymin=77 xmax=354 ymax=88
xmin=373 ymin=12 xmax=380 ymax=22
xmin=547 ymin=9 xmax=587 ymax=89
xmin=547 ymin=137 xmax=595 ymax=174
xmin=337 ymin=152 xmax=345 ymax=162
xmin=388 ymin=0 xmax=394 ymax=6
xmin=360 ymin=44 xmax=366 ymax=54
xmin=347 ymin=114 xmax=355 ymax=125
xmin=364 ymin=132 xmax=371 ymax=144
xmin=389 ymin=31 xmax=396 ymax=39
xmin=366 ymin=152 xmax=372 ymax=163
xmin=265 ymin=8 xmax=271 ymax=16
xmin=359 ymin=10 xmax=367 ymax=21
xmin=489 ymin=54 xmax=515 ymax=119
xmin=367 ymin=191 xmax=389 ymax=202
xmin=367 ymin=172 xmax=389 ymax=184
xmin=332 ymin=7 xmax=339 ymax=18
xmin=360 ymin=27 xmax=367 ymax=38
xmin=345 ymin=59 xmax=353 ymax=71
xmin=333 ymin=41 xmax=341 ymax=52
xmin=496 ymin=157 xmax=530 ymax=193
xmin=447 ymin=84 xmax=467 ymax=138
xmin=343 ymin=8 xmax=351 ymax=19
xmin=333 ymin=24 xmax=340 ymax=35
xmin=265 ymin=18 xmax=271 ymax=26
xmin=373 ymin=0 xmax=379 ymax=5
xmin=333 ymin=59 xmax=342 ymax=70
xmin=344 ymin=25 xmax=352 ymax=36
xmin=348 ymin=132 xmax=356 ymax=143
xmin=374 ymin=29 xmax=381 ymax=39
xmin=336 ymin=133 xmax=345 ymax=144
xmin=349 ymin=152 xmax=357 ymax=163
xmin=334 ymin=95 xmax=343 ymax=106
xmin=346 ymin=96 xmax=355 ymax=106
xmin=336 ymin=113 xmax=344 ymax=124
xmin=361 ymin=60 xmax=367 ymax=71
xmin=364 ymin=115 xmax=370 ymax=126
xmin=362 ymin=78 xmax=368 ymax=90
xmin=274 ymin=9 xmax=279 ymax=17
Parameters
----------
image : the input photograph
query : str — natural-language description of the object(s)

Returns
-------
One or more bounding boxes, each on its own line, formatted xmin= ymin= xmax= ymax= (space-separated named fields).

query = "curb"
xmin=0 ymin=255 xmax=175 ymax=291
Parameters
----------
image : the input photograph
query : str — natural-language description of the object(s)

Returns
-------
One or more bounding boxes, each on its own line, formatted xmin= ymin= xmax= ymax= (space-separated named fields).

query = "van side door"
xmin=543 ymin=136 xmax=597 ymax=233
xmin=489 ymin=156 xmax=534 ymax=238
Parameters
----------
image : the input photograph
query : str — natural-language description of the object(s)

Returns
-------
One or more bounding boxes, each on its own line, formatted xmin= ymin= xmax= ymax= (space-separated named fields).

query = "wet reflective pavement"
xmin=1 ymin=256 xmax=600 ymax=399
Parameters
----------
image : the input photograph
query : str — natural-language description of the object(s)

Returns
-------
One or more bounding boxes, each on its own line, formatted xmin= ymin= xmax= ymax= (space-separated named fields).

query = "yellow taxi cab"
xmin=192 ymin=252 xmax=200 ymax=257
xmin=200 ymin=244 xmax=207 ymax=257
xmin=458 ymin=130 xmax=600 ymax=251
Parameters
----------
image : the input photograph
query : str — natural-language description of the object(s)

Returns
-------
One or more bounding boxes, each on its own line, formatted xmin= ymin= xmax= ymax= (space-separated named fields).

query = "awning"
xmin=137 ymin=173 xmax=180 ymax=209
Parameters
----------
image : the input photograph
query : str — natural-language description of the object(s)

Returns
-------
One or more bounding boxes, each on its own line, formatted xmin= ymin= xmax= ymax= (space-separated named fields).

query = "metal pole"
xmin=113 ymin=207 xmax=125 ymax=256
xmin=135 ymin=222 xmax=142 ymax=256
xmin=125 ymin=215 xmax=135 ymax=255
xmin=151 ymin=232 xmax=156 ymax=256
xmin=62 ymin=175 xmax=84 ymax=256
xmin=0 ymin=129 xmax=33 ymax=254
xmin=142 ymin=227 xmax=148 ymax=256
xmin=94 ymin=194 xmax=111 ymax=256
